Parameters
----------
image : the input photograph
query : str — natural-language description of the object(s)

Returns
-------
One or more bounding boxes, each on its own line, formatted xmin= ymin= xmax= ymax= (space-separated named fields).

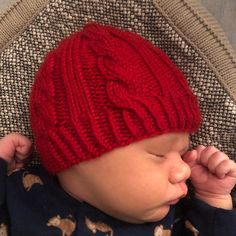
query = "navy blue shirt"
xmin=0 ymin=158 xmax=236 ymax=236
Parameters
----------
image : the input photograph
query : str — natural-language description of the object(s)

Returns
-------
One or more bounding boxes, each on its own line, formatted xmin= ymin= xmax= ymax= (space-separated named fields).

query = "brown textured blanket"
xmin=0 ymin=0 xmax=236 ymax=167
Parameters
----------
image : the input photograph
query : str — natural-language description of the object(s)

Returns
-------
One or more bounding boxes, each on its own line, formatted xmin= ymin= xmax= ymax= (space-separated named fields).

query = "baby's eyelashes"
xmin=155 ymin=153 xmax=165 ymax=157
xmin=151 ymin=153 xmax=165 ymax=158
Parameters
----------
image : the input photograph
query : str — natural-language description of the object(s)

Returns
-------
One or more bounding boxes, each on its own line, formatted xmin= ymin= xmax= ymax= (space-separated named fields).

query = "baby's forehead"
xmin=128 ymin=133 xmax=190 ymax=152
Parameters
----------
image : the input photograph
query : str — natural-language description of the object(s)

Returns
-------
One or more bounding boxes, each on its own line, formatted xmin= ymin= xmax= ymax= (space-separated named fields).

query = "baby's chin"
xmin=135 ymin=205 xmax=171 ymax=223
xmin=105 ymin=205 xmax=171 ymax=224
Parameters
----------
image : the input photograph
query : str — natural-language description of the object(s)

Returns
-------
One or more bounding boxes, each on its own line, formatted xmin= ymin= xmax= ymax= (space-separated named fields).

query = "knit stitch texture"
xmin=30 ymin=22 xmax=201 ymax=174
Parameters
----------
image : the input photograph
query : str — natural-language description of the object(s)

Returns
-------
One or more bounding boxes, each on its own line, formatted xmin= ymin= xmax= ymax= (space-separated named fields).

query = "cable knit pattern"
xmin=30 ymin=22 xmax=201 ymax=174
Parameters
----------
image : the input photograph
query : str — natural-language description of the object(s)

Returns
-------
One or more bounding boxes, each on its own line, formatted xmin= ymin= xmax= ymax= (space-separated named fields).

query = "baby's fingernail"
xmin=197 ymin=145 xmax=205 ymax=150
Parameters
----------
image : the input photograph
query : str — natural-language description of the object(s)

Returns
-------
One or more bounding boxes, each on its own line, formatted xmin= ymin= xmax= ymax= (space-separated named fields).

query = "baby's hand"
xmin=183 ymin=145 xmax=236 ymax=209
xmin=0 ymin=133 xmax=32 ymax=172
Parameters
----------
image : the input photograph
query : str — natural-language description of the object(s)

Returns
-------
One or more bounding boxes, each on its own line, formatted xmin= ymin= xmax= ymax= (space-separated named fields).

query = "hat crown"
xmin=30 ymin=23 xmax=201 ymax=174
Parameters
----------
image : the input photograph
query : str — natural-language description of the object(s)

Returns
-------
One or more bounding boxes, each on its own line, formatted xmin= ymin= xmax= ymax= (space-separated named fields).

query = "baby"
xmin=0 ymin=22 xmax=236 ymax=236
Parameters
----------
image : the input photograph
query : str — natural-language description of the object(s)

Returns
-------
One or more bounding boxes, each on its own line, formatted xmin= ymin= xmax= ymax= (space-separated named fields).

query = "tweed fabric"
xmin=29 ymin=22 xmax=201 ymax=173
xmin=0 ymin=0 xmax=236 ymax=168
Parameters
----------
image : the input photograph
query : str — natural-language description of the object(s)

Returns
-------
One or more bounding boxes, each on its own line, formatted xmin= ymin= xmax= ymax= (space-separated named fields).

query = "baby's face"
xmin=58 ymin=132 xmax=190 ymax=223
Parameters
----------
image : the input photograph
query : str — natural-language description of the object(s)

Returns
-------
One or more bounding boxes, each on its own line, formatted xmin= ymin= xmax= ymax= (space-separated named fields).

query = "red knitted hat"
xmin=30 ymin=22 xmax=201 ymax=174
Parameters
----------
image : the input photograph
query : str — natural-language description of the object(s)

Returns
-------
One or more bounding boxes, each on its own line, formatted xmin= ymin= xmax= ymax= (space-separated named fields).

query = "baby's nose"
xmin=168 ymin=155 xmax=191 ymax=184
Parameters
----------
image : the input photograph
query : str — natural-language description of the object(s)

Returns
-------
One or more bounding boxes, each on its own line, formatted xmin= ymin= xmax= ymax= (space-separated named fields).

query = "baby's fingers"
xmin=206 ymin=150 xmax=229 ymax=175
xmin=15 ymin=138 xmax=32 ymax=158
xmin=12 ymin=134 xmax=33 ymax=163
xmin=199 ymin=146 xmax=220 ymax=166
xmin=215 ymin=159 xmax=236 ymax=179
xmin=197 ymin=146 xmax=236 ymax=179
xmin=183 ymin=150 xmax=199 ymax=168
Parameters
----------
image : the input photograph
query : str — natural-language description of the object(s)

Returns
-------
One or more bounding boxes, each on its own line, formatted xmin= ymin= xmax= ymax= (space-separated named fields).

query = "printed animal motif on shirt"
xmin=85 ymin=217 xmax=113 ymax=236
xmin=0 ymin=223 xmax=7 ymax=236
xmin=47 ymin=215 xmax=76 ymax=236
xmin=154 ymin=225 xmax=171 ymax=236
xmin=185 ymin=220 xmax=199 ymax=236
xmin=22 ymin=172 xmax=43 ymax=191
xmin=7 ymin=168 xmax=24 ymax=176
